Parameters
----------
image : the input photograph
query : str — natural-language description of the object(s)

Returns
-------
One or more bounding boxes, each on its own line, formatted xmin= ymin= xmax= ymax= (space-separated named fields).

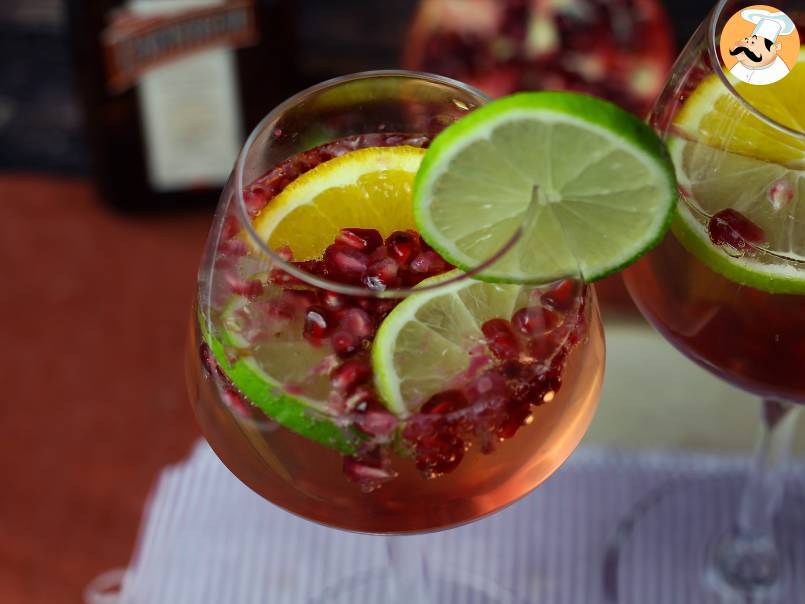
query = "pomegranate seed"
xmin=421 ymin=390 xmax=469 ymax=415
xmin=370 ymin=299 xmax=398 ymax=320
xmin=467 ymin=369 xmax=509 ymax=403
xmin=225 ymin=274 xmax=264 ymax=298
xmin=541 ymin=279 xmax=581 ymax=311
xmin=243 ymin=187 xmax=267 ymax=216
xmin=343 ymin=450 xmax=396 ymax=491
xmin=363 ymin=258 xmax=400 ymax=290
xmin=409 ymin=250 xmax=449 ymax=274
xmin=324 ymin=245 xmax=369 ymax=278
xmin=340 ymin=308 xmax=373 ymax=339
xmin=221 ymin=215 xmax=240 ymax=240
xmin=708 ymin=209 xmax=766 ymax=255
xmin=499 ymin=359 xmax=524 ymax=379
xmin=411 ymin=433 xmax=466 ymax=477
xmin=260 ymin=299 xmax=295 ymax=320
xmin=222 ymin=384 xmax=252 ymax=418
xmin=768 ymin=179 xmax=794 ymax=211
xmin=294 ymin=260 xmax=324 ymax=275
xmin=303 ymin=306 xmax=333 ymax=342
xmin=368 ymin=245 xmax=389 ymax=263
xmin=269 ymin=268 xmax=303 ymax=287
xmin=275 ymin=245 xmax=294 ymax=261
xmin=330 ymin=359 xmax=371 ymax=394
xmin=354 ymin=400 xmax=398 ymax=437
xmin=281 ymin=289 xmax=317 ymax=311
xmin=481 ymin=318 xmax=521 ymax=360
xmin=386 ymin=230 xmax=420 ymax=264
xmin=331 ymin=330 xmax=360 ymax=358
xmin=319 ymin=290 xmax=349 ymax=311
xmin=511 ymin=306 xmax=562 ymax=336
xmin=218 ymin=238 xmax=248 ymax=257
xmin=496 ymin=403 xmax=531 ymax=440
xmin=336 ymin=228 xmax=384 ymax=252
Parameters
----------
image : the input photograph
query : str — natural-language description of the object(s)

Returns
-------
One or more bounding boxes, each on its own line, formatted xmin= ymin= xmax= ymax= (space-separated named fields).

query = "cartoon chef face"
xmin=729 ymin=34 xmax=781 ymax=69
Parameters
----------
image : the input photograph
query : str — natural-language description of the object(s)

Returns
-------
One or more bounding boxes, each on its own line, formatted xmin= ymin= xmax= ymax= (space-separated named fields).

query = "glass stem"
xmin=712 ymin=399 xmax=801 ymax=595
xmin=385 ymin=535 xmax=431 ymax=604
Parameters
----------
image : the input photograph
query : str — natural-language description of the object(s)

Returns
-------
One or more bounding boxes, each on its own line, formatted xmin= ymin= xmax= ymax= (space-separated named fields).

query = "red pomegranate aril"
xmin=221 ymin=384 xmax=252 ymax=418
xmin=541 ymin=279 xmax=581 ymax=311
xmin=511 ymin=306 xmax=562 ymax=336
xmin=467 ymin=368 xmax=509 ymax=404
xmin=340 ymin=307 xmax=373 ymax=339
xmin=421 ymin=389 xmax=470 ymax=415
xmin=269 ymin=268 xmax=303 ymax=287
xmin=275 ymin=245 xmax=294 ymax=262
xmin=303 ymin=306 xmax=334 ymax=342
xmin=386 ymin=230 xmax=420 ymax=264
xmin=330 ymin=359 xmax=371 ymax=394
xmin=218 ymin=237 xmax=249 ymax=257
xmin=261 ymin=299 xmax=295 ymax=320
xmin=364 ymin=257 xmax=400 ymax=290
xmin=294 ymin=260 xmax=324 ymax=275
xmin=336 ymin=228 xmax=384 ymax=252
xmin=481 ymin=318 xmax=521 ymax=360
xmin=331 ymin=330 xmax=360 ymax=358
xmin=324 ymin=245 xmax=370 ymax=277
xmin=412 ymin=433 xmax=465 ymax=477
xmin=281 ymin=289 xmax=317 ymax=311
xmin=343 ymin=453 xmax=396 ymax=491
xmin=354 ymin=400 xmax=398 ymax=437
xmin=708 ymin=209 xmax=767 ymax=254
xmin=225 ymin=275 xmax=264 ymax=298
xmin=319 ymin=290 xmax=349 ymax=311
xmin=368 ymin=245 xmax=390 ymax=263
xmin=410 ymin=250 xmax=448 ymax=274
xmin=496 ymin=404 xmax=531 ymax=440
xmin=221 ymin=214 xmax=240 ymax=240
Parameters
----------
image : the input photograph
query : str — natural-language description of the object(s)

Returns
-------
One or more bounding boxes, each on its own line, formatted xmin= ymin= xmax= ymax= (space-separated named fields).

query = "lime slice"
xmin=201 ymin=298 xmax=360 ymax=453
xmin=373 ymin=271 xmax=536 ymax=417
xmin=412 ymin=91 xmax=677 ymax=283
xmin=668 ymin=138 xmax=805 ymax=295
xmin=667 ymin=49 xmax=805 ymax=294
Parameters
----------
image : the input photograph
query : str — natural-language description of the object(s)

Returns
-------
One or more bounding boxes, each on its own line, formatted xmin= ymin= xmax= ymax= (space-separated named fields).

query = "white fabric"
xmin=86 ymin=441 xmax=805 ymax=604
xmin=730 ymin=56 xmax=791 ymax=85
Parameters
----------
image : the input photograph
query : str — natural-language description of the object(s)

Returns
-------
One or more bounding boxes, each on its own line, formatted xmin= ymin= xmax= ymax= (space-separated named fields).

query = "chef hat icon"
xmin=741 ymin=8 xmax=796 ymax=42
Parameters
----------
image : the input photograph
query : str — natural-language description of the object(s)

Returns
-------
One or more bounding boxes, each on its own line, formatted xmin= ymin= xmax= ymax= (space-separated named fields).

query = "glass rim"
xmin=231 ymin=69 xmax=558 ymax=299
xmin=708 ymin=0 xmax=805 ymax=141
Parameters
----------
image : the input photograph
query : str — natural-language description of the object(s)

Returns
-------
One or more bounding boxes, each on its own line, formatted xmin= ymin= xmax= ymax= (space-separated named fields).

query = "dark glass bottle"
xmin=67 ymin=0 xmax=297 ymax=211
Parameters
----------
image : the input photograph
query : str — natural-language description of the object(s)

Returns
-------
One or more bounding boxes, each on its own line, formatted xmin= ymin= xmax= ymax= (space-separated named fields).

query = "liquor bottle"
xmin=67 ymin=0 xmax=297 ymax=211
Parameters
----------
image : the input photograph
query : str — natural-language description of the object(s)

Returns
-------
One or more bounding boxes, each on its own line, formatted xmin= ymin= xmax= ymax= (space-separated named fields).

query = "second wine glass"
xmin=610 ymin=1 xmax=805 ymax=602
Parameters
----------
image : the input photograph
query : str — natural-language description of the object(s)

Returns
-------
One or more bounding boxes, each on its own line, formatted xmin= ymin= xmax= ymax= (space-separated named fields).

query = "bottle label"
xmin=103 ymin=0 xmax=255 ymax=192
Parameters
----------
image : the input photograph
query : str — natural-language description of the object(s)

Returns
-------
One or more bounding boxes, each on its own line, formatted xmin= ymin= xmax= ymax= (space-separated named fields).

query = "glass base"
xmin=310 ymin=567 xmax=525 ymax=604
xmin=603 ymin=477 xmax=805 ymax=603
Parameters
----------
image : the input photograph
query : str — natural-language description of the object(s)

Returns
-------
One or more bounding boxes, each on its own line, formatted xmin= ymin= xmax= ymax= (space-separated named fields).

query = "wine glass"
xmin=609 ymin=1 xmax=804 ymax=601
xmin=185 ymin=71 xmax=604 ymax=602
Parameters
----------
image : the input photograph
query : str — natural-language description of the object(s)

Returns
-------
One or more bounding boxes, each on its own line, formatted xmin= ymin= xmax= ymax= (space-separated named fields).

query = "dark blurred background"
xmin=0 ymin=1 xmax=710 ymax=602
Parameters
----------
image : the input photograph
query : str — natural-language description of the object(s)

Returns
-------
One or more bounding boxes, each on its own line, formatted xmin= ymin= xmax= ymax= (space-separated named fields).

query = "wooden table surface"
xmin=0 ymin=176 xmax=207 ymax=604
xmin=0 ymin=174 xmax=634 ymax=604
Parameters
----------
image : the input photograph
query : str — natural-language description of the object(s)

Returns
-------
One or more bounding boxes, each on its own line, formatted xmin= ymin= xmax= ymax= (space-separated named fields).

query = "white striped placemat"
xmin=89 ymin=441 xmax=805 ymax=604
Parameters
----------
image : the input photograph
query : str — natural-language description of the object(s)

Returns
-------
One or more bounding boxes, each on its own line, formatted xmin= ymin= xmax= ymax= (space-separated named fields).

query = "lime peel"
xmin=671 ymin=206 xmax=805 ymax=295
xmin=413 ymin=91 xmax=678 ymax=284
xmin=199 ymin=309 xmax=361 ymax=454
